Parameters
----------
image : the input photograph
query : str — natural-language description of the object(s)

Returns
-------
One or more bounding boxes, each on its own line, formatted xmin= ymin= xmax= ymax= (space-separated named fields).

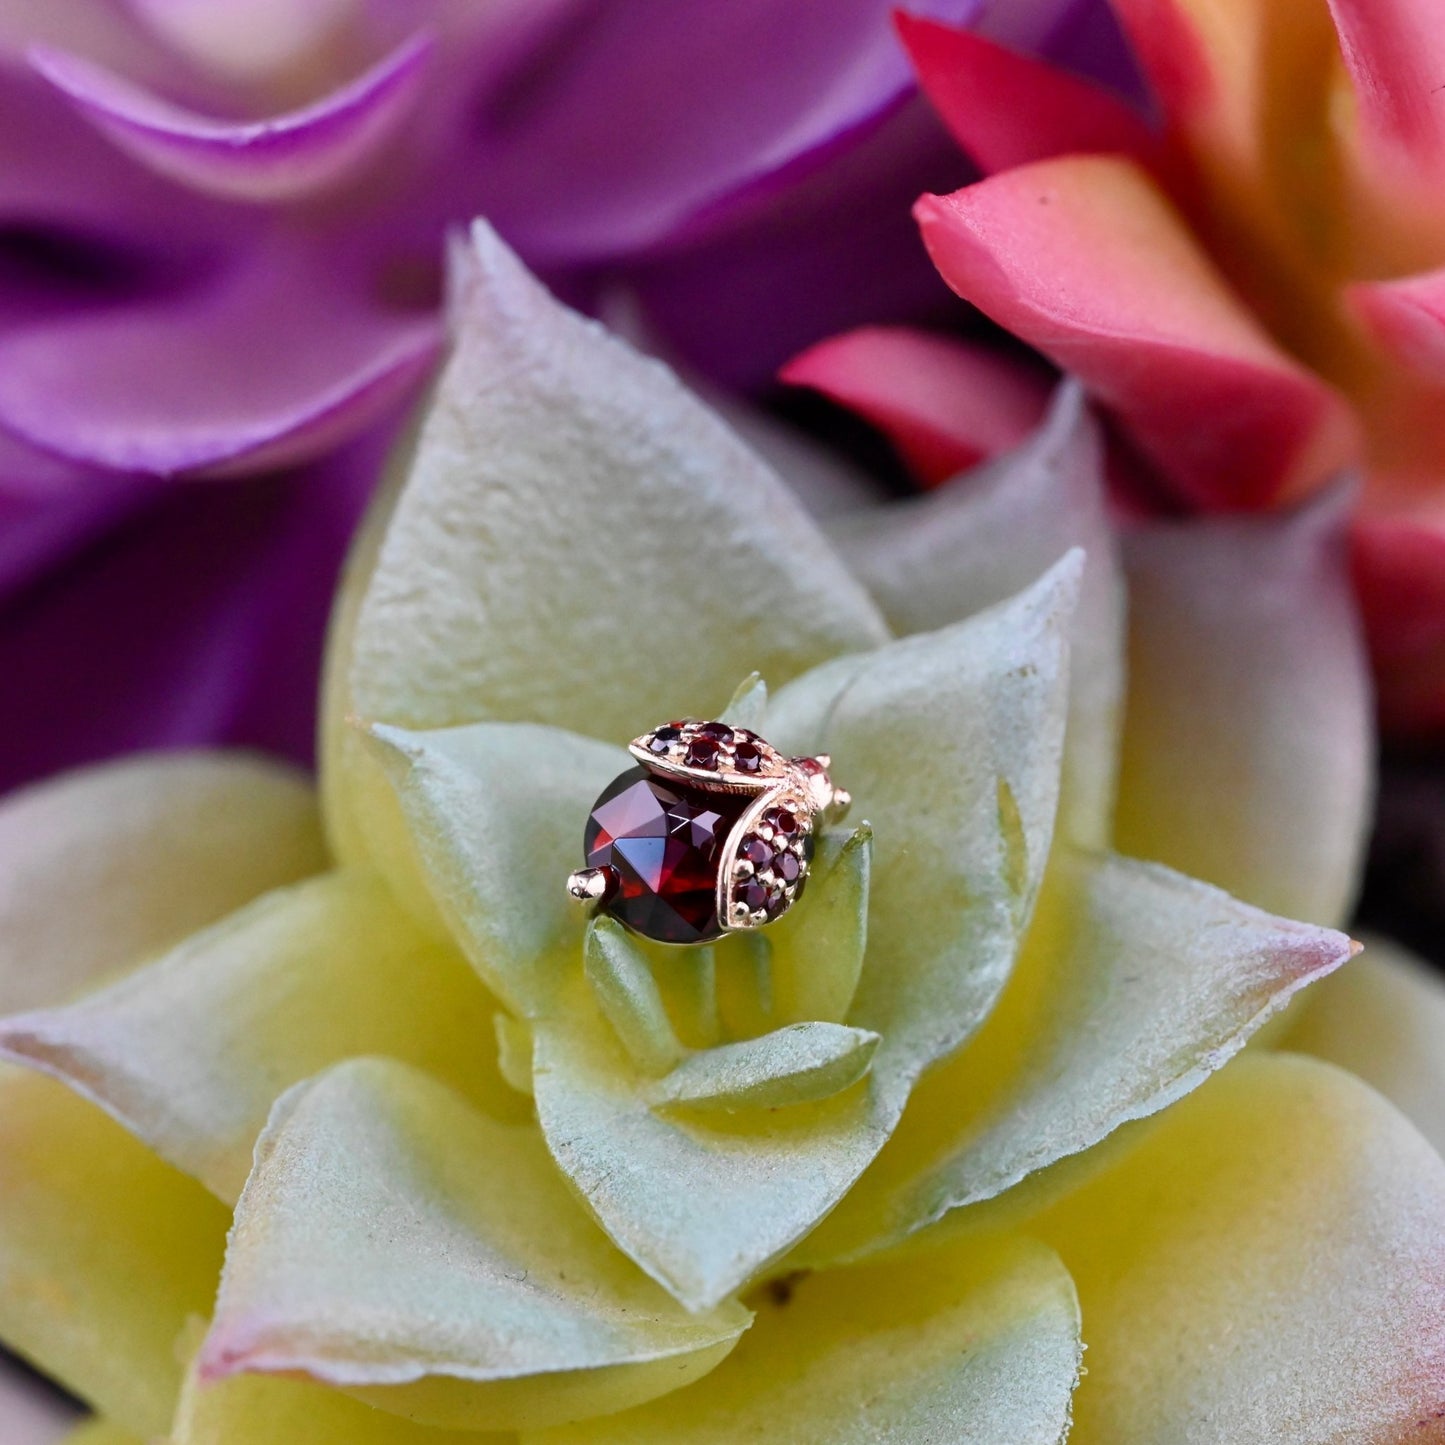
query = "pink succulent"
xmin=788 ymin=0 xmax=1445 ymax=735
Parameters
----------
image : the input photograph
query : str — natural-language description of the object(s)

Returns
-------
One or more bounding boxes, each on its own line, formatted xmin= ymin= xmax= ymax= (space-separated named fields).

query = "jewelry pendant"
xmin=567 ymin=720 xmax=850 ymax=945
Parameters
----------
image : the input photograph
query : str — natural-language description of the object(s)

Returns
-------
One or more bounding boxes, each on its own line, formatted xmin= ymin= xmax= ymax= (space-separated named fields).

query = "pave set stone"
xmin=728 ymin=804 xmax=815 ymax=926
xmin=581 ymin=719 xmax=821 ymax=944
xmin=639 ymin=720 xmax=788 ymax=783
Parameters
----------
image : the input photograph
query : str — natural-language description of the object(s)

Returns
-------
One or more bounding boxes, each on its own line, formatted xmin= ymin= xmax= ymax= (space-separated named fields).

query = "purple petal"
xmin=0 ymin=418 xmax=390 ymax=794
xmin=473 ymin=0 xmax=979 ymax=266
xmin=975 ymin=0 xmax=1149 ymax=101
xmin=0 ymin=60 xmax=232 ymax=237
xmin=0 ymin=235 xmax=441 ymax=476
xmin=621 ymin=96 xmax=968 ymax=388
xmin=0 ymin=0 xmax=161 ymax=73
xmin=122 ymin=0 xmax=359 ymax=82
xmin=29 ymin=32 xmax=436 ymax=204
xmin=0 ymin=1354 xmax=79 ymax=1445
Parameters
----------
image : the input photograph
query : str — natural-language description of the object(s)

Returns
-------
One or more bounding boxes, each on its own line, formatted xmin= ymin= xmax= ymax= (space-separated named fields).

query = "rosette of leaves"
xmin=0 ymin=224 xmax=1441 ymax=1445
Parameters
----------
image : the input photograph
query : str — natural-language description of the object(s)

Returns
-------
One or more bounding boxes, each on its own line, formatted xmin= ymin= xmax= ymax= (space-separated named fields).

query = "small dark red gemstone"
xmin=685 ymin=736 xmax=721 ymax=769
xmin=766 ymin=807 xmax=799 ymax=836
xmin=584 ymin=766 xmax=749 ymax=944
xmin=733 ymin=741 xmax=763 ymax=773
xmin=647 ymin=727 xmax=679 ymax=755
xmin=697 ymin=721 xmax=734 ymax=743
xmin=735 ymin=880 xmax=773 ymax=915
xmin=776 ymin=849 xmax=801 ymax=883
xmin=741 ymin=836 xmax=774 ymax=870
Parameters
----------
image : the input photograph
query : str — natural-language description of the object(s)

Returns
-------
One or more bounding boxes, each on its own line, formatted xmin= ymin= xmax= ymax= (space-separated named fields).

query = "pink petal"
xmin=0 ymin=237 xmax=440 ymax=477
xmin=781 ymin=325 xmax=1052 ymax=484
xmin=1326 ymin=0 xmax=1445 ymax=182
xmin=28 ymin=32 xmax=435 ymax=204
xmin=896 ymin=12 xmax=1161 ymax=175
xmin=915 ymin=156 xmax=1360 ymax=508
xmin=1104 ymin=0 xmax=1219 ymax=131
xmin=1348 ymin=267 xmax=1445 ymax=379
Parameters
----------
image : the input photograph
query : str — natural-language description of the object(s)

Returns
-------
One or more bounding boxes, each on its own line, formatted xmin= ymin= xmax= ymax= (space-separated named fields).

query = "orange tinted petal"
xmin=897 ymin=12 xmax=1161 ymax=175
xmin=781 ymin=326 xmax=1052 ymax=485
xmin=916 ymin=156 xmax=1360 ymax=507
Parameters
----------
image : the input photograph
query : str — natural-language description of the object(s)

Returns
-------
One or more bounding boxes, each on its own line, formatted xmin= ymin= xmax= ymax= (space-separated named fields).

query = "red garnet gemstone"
xmin=646 ymin=725 xmax=681 ymax=755
xmin=584 ymin=766 xmax=750 ymax=944
xmin=765 ymin=806 xmax=799 ymax=836
xmin=685 ymin=735 xmax=722 ymax=769
xmin=733 ymin=741 xmax=764 ymax=773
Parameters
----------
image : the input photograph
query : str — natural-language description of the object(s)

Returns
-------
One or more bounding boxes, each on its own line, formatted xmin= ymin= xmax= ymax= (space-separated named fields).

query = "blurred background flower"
xmin=0 ymin=0 xmax=1136 ymax=795
xmin=789 ymin=0 xmax=1445 ymax=740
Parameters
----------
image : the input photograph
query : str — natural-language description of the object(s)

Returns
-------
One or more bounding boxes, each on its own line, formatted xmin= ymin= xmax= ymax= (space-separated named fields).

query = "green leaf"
xmin=202 ymin=1059 xmax=749 ymax=1433
xmin=770 ymin=554 xmax=1079 ymax=1094
xmin=767 ymin=825 xmax=871 ymax=1027
xmin=0 ymin=870 xmax=515 ymax=1203
xmin=799 ymin=851 xmax=1356 ymax=1262
xmin=172 ymin=1357 xmax=507 ymax=1444
xmin=1283 ymin=932 xmax=1445 ymax=1160
xmin=368 ymin=722 xmax=626 ymax=1018
xmin=527 ymin=1235 xmax=1081 ymax=1445
xmin=1035 ymin=1054 xmax=1445 ymax=1443
xmin=532 ymin=563 xmax=1079 ymax=1309
xmin=532 ymin=1007 xmax=890 ymax=1311
xmin=830 ymin=382 xmax=1124 ymax=850
xmin=719 ymin=674 xmax=768 ymax=731
xmin=337 ymin=221 xmax=887 ymax=748
xmin=0 ymin=753 xmax=326 ymax=1014
xmin=585 ymin=918 xmax=685 ymax=1077
xmin=1115 ymin=491 xmax=1371 ymax=926
xmin=61 ymin=1424 xmax=144 ymax=1445
xmin=648 ymin=1022 xmax=880 ymax=1112
xmin=0 ymin=1065 xmax=229 ymax=1438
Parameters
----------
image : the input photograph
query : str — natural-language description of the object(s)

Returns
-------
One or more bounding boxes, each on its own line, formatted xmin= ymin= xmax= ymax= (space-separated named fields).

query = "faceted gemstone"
xmin=647 ymin=725 xmax=681 ymax=755
xmin=733 ymin=877 xmax=789 ymax=922
xmin=685 ymin=736 xmax=721 ymax=769
xmin=697 ymin=721 xmax=734 ymax=744
xmin=584 ymin=766 xmax=749 ymax=944
xmin=733 ymin=741 xmax=763 ymax=773
xmin=735 ymin=880 xmax=773 ymax=916
xmin=765 ymin=806 xmax=799 ymax=836
xmin=776 ymin=849 xmax=801 ymax=883
xmin=740 ymin=835 xmax=774 ymax=870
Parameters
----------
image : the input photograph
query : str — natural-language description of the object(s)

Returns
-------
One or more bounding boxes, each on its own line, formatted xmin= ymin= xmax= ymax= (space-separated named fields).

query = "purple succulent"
xmin=0 ymin=0 xmax=1136 ymax=792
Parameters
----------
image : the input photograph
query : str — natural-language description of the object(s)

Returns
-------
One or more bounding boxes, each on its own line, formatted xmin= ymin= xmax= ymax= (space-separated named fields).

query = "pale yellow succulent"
xmin=1 ymin=223 xmax=1444 ymax=1445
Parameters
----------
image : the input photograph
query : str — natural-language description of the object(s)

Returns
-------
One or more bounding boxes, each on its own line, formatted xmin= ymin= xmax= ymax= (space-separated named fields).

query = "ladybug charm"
xmin=567 ymin=720 xmax=850 ymax=946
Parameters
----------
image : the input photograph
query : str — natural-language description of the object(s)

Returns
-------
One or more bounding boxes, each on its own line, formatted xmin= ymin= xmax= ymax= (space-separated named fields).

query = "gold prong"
xmin=814 ymin=753 xmax=832 ymax=769
xmin=567 ymin=867 xmax=616 ymax=906
xmin=831 ymin=788 xmax=852 ymax=820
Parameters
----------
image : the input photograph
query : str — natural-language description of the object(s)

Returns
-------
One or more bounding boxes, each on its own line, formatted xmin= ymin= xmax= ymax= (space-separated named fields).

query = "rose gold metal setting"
xmin=618 ymin=719 xmax=850 ymax=935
